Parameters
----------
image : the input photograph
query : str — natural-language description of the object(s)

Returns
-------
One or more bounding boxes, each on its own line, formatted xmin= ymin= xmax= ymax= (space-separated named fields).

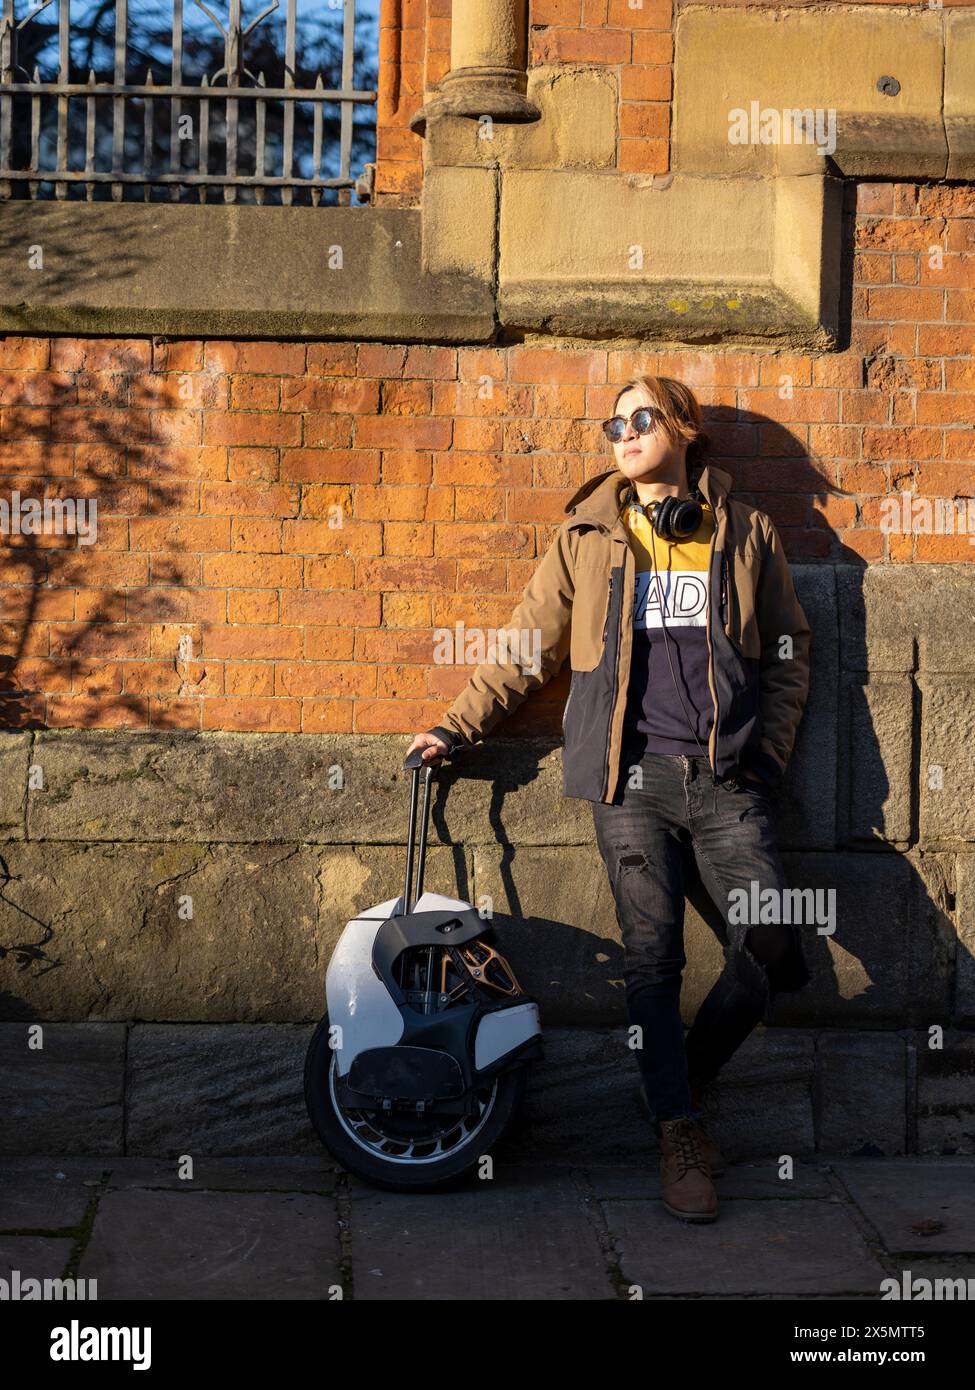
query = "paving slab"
xmin=100 ymin=1156 xmax=339 ymax=1192
xmin=0 ymin=1159 xmax=108 ymax=1230
xmin=0 ymin=1024 xmax=125 ymax=1154
xmin=77 ymin=1190 xmax=343 ymax=1300
xmin=349 ymin=1163 xmax=614 ymax=1300
xmin=0 ymin=1237 xmax=77 ymax=1286
xmin=604 ymin=1199 xmax=887 ymax=1296
xmin=832 ymin=1158 xmax=975 ymax=1254
xmin=584 ymin=1159 xmax=834 ymax=1200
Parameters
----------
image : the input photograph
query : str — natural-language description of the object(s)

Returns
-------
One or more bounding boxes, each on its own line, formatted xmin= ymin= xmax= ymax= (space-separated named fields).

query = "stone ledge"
xmin=0 ymin=201 xmax=495 ymax=341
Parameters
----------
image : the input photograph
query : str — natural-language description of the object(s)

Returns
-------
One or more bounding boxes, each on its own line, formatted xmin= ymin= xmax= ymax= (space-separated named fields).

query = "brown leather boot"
xmin=658 ymin=1115 xmax=718 ymax=1222
xmin=637 ymin=1081 xmax=726 ymax=1177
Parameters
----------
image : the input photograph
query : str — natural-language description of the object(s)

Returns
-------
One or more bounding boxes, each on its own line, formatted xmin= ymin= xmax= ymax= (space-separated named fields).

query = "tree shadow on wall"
xmin=0 ymin=201 xmax=205 ymax=729
xmin=0 ymin=217 xmax=207 ymax=1006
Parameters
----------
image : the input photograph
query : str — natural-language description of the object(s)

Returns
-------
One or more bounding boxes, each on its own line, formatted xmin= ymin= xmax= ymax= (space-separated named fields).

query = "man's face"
xmin=610 ymin=389 xmax=680 ymax=482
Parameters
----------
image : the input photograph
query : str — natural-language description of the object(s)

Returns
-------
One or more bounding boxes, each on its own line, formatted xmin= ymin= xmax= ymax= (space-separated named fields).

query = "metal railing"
xmin=0 ymin=0 xmax=377 ymax=205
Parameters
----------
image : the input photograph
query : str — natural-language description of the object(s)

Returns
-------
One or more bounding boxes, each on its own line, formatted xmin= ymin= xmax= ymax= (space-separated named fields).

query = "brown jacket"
xmin=430 ymin=463 xmax=811 ymax=803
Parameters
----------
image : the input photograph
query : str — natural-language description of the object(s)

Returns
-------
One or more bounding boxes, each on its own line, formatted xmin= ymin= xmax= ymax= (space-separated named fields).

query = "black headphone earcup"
xmin=671 ymin=499 xmax=703 ymax=538
xmin=647 ymin=493 xmax=703 ymax=540
xmin=653 ymin=495 xmax=677 ymax=539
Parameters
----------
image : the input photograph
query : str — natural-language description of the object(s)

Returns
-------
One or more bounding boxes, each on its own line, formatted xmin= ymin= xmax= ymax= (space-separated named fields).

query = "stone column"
xmin=410 ymin=0 xmax=540 ymax=137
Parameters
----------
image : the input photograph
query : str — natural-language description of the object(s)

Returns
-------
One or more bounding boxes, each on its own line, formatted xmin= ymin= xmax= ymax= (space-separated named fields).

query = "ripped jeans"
xmin=592 ymin=751 xmax=812 ymax=1124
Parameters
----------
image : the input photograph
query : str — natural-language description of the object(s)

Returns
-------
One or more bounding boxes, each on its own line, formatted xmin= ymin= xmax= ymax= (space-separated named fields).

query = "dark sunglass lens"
xmin=604 ymin=417 xmax=625 ymax=441
xmin=633 ymin=407 xmax=656 ymax=434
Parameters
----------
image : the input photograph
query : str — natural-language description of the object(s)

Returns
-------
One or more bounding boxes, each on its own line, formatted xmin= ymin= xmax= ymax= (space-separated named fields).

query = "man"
xmin=408 ymin=375 xmax=813 ymax=1223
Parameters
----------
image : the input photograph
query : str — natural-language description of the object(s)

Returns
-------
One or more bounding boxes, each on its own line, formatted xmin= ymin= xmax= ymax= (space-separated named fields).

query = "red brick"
xmin=201 ymin=698 xmax=301 ymax=731
xmin=302 ymin=415 xmax=355 ymax=449
xmin=306 ymin=343 xmax=358 ymax=375
xmin=279 ymin=449 xmax=380 ymax=484
xmin=202 ymin=554 xmax=302 ymax=588
xmin=354 ymin=416 xmax=452 ymax=450
xmin=130 ymin=518 xmax=232 ymax=552
xmin=128 ymin=446 xmax=228 ymax=481
xmin=228 ymin=448 xmax=279 ymax=482
xmin=357 ymin=345 xmax=408 ymax=378
xmin=224 ymin=662 xmax=275 ymax=697
xmin=280 ymin=592 xmax=382 ymax=625
xmin=230 ymin=376 xmax=280 ymax=411
xmin=228 ymin=590 xmax=279 ymax=625
xmin=204 ymin=343 xmax=306 ymax=374
xmin=51 ymin=339 xmax=151 ymax=372
xmin=202 ymin=412 xmax=301 ymax=448
xmin=274 ymin=663 xmax=377 ymax=698
xmin=202 ymin=625 xmax=303 ymax=660
xmin=200 ymin=482 xmax=299 ymax=516
xmin=531 ymin=27 xmax=630 ymax=64
xmin=508 ymin=348 xmax=606 ymax=386
xmin=301 ymin=699 xmax=353 ymax=733
xmin=0 ymin=338 xmax=51 ymax=370
xmin=619 ymin=103 xmax=670 ymax=139
xmin=49 ymin=624 xmax=150 ymax=659
xmin=232 ymin=518 xmax=283 ymax=553
xmin=304 ymin=628 xmax=355 ymax=661
xmin=150 ymin=698 xmax=203 ymax=729
xmin=618 ymin=140 xmax=668 ymax=175
xmin=281 ymin=378 xmax=380 ymax=413
xmin=47 ymin=696 xmax=148 ymax=728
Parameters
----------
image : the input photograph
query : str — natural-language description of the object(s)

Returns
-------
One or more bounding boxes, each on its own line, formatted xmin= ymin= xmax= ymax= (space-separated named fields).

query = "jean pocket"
xmin=731 ymin=775 xmax=771 ymax=802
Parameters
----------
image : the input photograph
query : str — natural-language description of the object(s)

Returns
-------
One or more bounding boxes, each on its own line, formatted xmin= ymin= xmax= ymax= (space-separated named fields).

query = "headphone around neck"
xmin=627 ymin=486 xmax=704 ymax=541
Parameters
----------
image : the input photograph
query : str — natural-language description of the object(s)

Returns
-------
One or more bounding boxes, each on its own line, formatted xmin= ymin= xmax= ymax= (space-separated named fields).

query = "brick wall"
xmin=1 ymin=180 xmax=973 ymax=734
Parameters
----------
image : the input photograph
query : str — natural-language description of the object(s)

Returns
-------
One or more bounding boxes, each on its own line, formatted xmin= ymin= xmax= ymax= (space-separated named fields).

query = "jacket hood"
xmin=564 ymin=462 xmax=734 ymax=532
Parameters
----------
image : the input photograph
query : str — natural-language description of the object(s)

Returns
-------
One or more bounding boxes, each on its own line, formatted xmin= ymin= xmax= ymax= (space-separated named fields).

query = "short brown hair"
xmin=610 ymin=375 xmax=711 ymax=478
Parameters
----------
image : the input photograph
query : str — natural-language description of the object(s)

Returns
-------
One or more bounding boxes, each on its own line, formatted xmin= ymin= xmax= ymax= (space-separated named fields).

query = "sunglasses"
xmin=601 ymin=406 xmax=663 ymax=444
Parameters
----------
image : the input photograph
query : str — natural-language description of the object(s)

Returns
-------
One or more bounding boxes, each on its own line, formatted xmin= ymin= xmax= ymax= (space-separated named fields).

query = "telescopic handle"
xmin=400 ymin=741 xmax=469 ymax=913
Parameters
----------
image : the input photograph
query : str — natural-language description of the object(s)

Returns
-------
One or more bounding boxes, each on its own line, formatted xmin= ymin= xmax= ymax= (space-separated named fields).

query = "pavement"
xmin=2 ymin=1154 xmax=975 ymax=1300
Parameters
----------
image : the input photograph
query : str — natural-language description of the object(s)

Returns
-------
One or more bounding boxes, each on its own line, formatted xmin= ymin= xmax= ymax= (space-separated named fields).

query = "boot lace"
xmin=662 ymin=1116 xmax=709 ymax=1178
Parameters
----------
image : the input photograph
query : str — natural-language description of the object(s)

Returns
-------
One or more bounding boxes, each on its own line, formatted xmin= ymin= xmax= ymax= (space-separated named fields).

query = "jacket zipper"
xmin=602 ymin=544 xmax=629 ymax=801
xmin=704 ymin=530 xmax=720 ymax=781
xmin=720 ymin=553 xmax=728 ymax=629
xmin=602 ymin=574 xmax=613 ymax=641
xmin=603 ymin=589 xmax=620 ymax=800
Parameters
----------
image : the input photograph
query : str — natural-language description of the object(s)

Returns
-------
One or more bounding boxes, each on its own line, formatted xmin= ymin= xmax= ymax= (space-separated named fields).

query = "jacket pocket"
xmin=569 ymin=567 xmax=611 ymax=673
xmin=726 ymin=548 xmax=762 ymax=660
